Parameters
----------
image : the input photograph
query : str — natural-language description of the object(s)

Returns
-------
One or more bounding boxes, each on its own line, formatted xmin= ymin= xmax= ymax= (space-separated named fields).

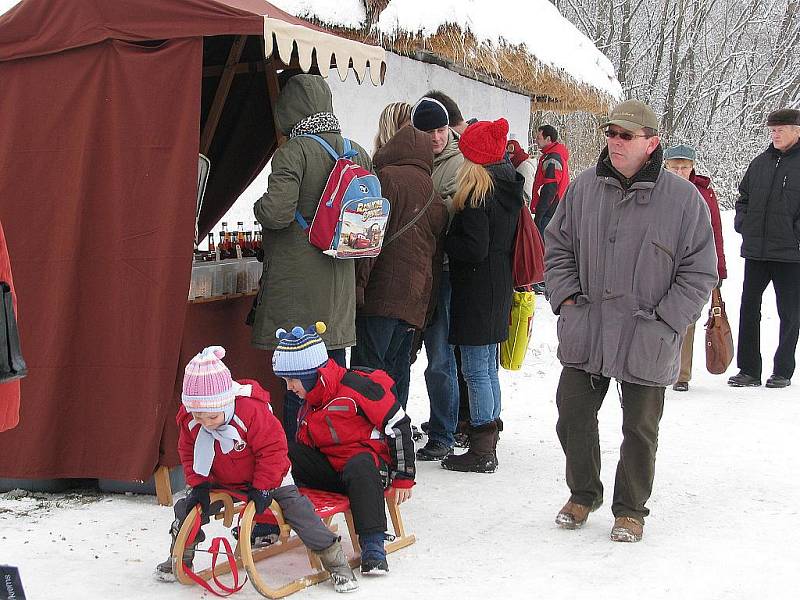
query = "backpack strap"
xmin=293 ymin=134 xmax=359 ymax=232
xmin=295 ymin=133 xmax=358 ymax=160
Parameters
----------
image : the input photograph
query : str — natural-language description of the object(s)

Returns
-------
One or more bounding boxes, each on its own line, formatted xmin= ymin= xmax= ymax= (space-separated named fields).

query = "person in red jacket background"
xmin=273 ymin=322 xmax=415 ymax=575
xmin=664 ymin=144 xmax=727 ymax=392
xmin=0 ymin=218 xmax=21 ymax=432
xmin=156 ymin=345 xmax=357 ymax=593
xmin=532 ymin=125 xmax=570 ymax=235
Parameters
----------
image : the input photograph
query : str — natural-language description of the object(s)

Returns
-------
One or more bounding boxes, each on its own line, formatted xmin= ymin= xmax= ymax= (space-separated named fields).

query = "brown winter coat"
xmin=545 ymin=146 xmax=718 ymax=387
xmin=355 ymin=126 xmax=448 ymax=329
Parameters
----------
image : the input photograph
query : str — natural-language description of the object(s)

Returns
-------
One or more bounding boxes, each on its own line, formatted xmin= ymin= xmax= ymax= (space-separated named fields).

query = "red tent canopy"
xmin=0 ymin=0 xmax=384 ymax=482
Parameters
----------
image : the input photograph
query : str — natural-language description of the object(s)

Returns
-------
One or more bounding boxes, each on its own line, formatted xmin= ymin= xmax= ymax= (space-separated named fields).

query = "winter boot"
xmin=453 ymin=420 xmax=471 ymax=448
xmin=415 ymin=439 xmax=453 ymax=461
xmin=233 ymin=522 xmax=281 ymax=548
xmin=441 ymin=421 xmax=498 ymax=473
xmin=610 ymin=516 xmax=644 ymax=542
xmin=317 ymin=539 xmax=359 ymax=592
xmin=154 ymin=520 xmax=204 ymax=582
xmin=492 ymin=418 xmax=503 ymax=465
xmin=555 ymin=499 xmax=603 ymax=529
xmin=359 ymin=532 xmax=388 ymax=574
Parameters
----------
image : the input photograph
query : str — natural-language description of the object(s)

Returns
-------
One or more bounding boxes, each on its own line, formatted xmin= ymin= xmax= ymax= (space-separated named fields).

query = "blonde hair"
xmin=453 ymin=160 xmax=494 ymax=212
xmin=373 ymin=102 xmax=413 ymax=152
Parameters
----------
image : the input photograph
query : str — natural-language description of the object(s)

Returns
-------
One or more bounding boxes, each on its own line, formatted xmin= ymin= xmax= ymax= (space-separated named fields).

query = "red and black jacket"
xmin=296 ymin=359 xmax=416 ymax=489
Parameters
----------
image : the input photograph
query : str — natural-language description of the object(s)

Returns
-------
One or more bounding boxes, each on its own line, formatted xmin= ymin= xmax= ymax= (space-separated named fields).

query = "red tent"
xmin=0 ymin=0 xmax=384 ymax=483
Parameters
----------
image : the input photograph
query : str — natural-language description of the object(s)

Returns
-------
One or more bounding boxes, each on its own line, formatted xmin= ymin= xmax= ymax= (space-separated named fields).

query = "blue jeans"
xmin=283 ymin=348 xmax=346 ymax=442
xmin=422 ymin=277 xmax=459 ymax=447
xmin=459 ymin=344 xmax=501 ymax=427
xmin=351 ymin=316 xmax=414 ymax=409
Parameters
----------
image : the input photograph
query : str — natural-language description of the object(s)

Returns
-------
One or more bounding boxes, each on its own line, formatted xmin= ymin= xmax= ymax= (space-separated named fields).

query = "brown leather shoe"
xmin=610 ymin=516 xmax=643 ymax=542
xmin=555 ymin=500 xmax=601 ymax=529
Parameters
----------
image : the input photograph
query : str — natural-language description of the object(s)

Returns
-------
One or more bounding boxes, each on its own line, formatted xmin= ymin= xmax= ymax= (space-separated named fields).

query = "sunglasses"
xmin=604 ymin=129 xmax=650 ymax=141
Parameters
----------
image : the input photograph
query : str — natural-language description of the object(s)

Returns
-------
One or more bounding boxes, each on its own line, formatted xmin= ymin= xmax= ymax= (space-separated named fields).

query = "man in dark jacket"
xmin=532 ymin=125 xmax=570 ymax=235
xmin=545 ymin=100 xmax=717 ymax=543
xmin=352 ymin=125 xmax=448 ymax=408
xmin=728 ymin=108 xmax=800 ymax=389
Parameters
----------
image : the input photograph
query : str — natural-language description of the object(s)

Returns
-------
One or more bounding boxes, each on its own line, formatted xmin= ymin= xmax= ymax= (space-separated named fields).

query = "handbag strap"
xmin=382 ymin=190 xmax=437 ymax=249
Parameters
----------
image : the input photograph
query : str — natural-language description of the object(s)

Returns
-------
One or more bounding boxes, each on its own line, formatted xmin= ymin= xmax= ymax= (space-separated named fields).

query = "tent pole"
xmin=264 ymin=55 xmax=285 ymax=148
xmin=200 ymin=35 xmax=248 ymax=155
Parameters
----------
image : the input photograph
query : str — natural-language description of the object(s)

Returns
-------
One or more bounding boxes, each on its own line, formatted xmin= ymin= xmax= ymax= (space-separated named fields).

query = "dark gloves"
xmin=186 ymin=482 xmax=211 ymax=515
xmin=247 ymin=487 xmax=273 ymax=514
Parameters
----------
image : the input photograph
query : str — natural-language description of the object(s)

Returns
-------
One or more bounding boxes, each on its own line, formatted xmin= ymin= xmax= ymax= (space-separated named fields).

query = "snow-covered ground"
xmin=2 ymin=210 xmax=798 ymax=599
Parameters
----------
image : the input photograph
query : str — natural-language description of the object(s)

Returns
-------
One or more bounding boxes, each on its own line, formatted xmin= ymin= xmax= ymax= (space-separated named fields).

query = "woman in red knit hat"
xmin=441 ymin=118 xmax=524 ymax=474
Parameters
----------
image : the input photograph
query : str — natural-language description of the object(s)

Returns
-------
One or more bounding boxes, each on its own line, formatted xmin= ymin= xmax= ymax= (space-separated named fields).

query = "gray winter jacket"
xmin=544 ymin=147 xmax=718 ymax=387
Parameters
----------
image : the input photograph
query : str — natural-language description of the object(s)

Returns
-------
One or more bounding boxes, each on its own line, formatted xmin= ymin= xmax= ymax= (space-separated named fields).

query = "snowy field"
xmin=1 ymin=210 xmax=798 ymax=600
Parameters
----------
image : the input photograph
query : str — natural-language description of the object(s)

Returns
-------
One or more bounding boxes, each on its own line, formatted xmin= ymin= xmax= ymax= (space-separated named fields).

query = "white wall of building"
xmin=213 ymin=52 xmax=531 ymax=235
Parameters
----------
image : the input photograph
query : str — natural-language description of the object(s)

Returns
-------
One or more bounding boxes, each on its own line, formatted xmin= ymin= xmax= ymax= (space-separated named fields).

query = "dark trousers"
xmin=283 ymin=348 xmax=346 ymax=442
xmin=737 ymin=259 xmax=800 ymax=379
xmin=555 ymin=367 xmax=665 ymax=521
xmin=172 ymin=484 xmax=337 ymax=551
xmin=288 ymin=441 xmax=387 ymax=536
xmin=351 ymin=315 xmax=414 ymax=409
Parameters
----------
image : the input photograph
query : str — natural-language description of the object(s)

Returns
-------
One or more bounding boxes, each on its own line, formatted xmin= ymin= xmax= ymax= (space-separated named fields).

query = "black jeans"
xmin=283 ymin=348 xmax=346 ymax=442
xmin=351 ymin=315 xmax=414 ymax=409
xmin=737 ymin=259 xmax=800 ymax=379
xmin=288 ymin=441 xmax=387 ymax=536
xmin=555 ymin=367 xmax=665 ymax=522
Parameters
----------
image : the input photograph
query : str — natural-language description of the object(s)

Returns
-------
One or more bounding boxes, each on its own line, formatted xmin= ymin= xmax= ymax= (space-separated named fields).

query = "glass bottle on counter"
xmin=243 ymin=231 xmax=254 ymax=257
xmin=219 ymin=222 xmax=230 ymax=259
xmin=253 ymin=221 xmax=262 ymax=251
xmin=206 ymin=232 xmax=216 ymax=261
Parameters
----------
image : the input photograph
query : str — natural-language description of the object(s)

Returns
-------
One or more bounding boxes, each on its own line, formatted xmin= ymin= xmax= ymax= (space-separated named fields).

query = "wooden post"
xmin=153 ymin=465 xmax=173 ymax=506
xmin=200 ymin=35 xmax=248 ymax=155
xmin=264 ymin=55 xmax=286 ymax=148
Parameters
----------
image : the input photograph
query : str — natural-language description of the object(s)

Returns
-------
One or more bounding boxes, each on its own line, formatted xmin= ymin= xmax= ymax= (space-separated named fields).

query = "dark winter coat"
xmin=251 ymin=75 xmax=373 ymax=350
xmin=545 ymin=146 xmax=719 ymax=387
xmin=177 ymin=380 xmax=290 ymax=491
xmin=446 ymin=160 xmax=524 ymax=346
xmin=734 ymin=141 xmax=800 ymax=263
xmin=355 ymin=126 xmax=448 ymax=329
xmin=0 ymin=218 xmax=19 ymax=432
xmin=691 ymin=171 xmax=727 ymax=279
xmin=296 ymin=360 xmax=415 ymax=488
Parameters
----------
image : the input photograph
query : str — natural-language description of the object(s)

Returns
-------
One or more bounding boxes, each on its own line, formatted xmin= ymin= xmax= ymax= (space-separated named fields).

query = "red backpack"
xmin=293 ymin=134 xmax=390 ymax=259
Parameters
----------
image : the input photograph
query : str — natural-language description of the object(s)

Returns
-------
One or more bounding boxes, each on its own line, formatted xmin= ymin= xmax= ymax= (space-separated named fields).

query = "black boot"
xmin=441 ymin=422 xmax=498 ymax=473
xmin=493 ymin=418 xmax=503 ymax=465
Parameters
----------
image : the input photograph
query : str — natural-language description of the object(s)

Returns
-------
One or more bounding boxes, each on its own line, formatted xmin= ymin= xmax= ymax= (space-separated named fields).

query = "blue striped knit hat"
xmin=272 ymin=322 xmax=329 ymax=378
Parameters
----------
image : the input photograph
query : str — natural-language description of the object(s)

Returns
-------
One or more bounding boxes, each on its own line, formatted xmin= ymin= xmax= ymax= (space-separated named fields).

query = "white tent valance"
xmin=264 ymin=16 xmax=385 ymax=85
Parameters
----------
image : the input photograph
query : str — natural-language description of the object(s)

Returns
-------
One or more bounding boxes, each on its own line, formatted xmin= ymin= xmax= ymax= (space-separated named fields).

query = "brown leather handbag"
xmin=704 ymin=287 xmax=734 ymax=374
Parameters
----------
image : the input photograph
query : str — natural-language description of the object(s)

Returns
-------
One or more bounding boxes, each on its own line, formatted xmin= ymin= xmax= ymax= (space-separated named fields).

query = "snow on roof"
xmin=270 ymin=0 xmax=622 ymax=104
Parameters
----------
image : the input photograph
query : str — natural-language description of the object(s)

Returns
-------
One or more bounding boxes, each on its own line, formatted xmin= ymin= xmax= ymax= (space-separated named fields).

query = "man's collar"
xmin=596 ymin=144 xmax=664 ymax=189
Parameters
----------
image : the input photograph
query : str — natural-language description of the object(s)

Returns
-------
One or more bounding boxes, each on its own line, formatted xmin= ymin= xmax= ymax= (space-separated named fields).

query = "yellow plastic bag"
xmin=500 ymin=291 xmax=535 ymax=370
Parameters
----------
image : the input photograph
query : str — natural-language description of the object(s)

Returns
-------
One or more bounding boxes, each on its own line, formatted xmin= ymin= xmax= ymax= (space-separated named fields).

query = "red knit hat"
xmin=458 ymin=118 xmax=510 ymax=165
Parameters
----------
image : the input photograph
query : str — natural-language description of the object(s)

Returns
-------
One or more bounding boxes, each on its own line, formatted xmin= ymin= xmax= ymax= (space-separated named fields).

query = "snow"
xmin=270 ymin=0 xmax=623 ymax=101
xmin=2 ymin=212 xmax=798 ymax=599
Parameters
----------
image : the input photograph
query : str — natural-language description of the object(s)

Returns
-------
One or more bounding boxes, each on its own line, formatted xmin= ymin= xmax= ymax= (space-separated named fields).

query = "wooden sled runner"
xmin=171 ymin=487 xmax=416 ymax=598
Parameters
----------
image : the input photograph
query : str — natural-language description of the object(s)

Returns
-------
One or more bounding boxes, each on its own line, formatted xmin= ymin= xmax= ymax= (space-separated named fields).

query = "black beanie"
xmin=767 ymin=108 xmax=800 ymax=126
xmin=411 ymin=97 xmax=449 ymax=131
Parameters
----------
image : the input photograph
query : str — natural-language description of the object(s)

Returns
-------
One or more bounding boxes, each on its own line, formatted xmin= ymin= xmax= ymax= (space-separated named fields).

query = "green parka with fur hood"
xmin=251 ymin=75 xmax=372 ymax=350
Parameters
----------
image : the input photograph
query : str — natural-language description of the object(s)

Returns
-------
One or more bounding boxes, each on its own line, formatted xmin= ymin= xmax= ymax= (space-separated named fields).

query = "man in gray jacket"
xmin=544 ymin=100 xmax=718 ymax=543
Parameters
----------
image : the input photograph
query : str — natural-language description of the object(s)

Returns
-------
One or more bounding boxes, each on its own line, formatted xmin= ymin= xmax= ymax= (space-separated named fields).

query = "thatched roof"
xmin=271 ymin=0 xmax=621 ymax=114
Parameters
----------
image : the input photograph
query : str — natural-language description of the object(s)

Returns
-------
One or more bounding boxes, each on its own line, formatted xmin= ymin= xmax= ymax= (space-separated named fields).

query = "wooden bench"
xmin=171 ymin=487 xmax=415 ymax=598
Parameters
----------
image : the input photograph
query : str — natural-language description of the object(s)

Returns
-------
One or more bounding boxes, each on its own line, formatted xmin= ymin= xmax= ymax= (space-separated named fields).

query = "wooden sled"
xmin=172 ymin=487 xmax=416 ymax=598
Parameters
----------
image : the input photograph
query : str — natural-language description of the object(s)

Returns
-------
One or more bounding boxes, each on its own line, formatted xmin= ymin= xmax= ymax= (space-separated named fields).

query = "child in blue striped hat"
xmin=273 ymin=321 xmax=416 ymax=575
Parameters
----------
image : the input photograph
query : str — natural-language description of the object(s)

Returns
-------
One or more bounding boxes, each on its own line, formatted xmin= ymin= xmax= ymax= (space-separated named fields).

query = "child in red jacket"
xmin=155 ymin=346 xmax=357 ymax=593
xmin=273 ymin=323 xmax=416 ymax=575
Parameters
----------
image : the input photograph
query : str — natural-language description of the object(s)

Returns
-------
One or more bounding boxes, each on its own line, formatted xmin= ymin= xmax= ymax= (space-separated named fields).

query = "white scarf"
xmin=190 ymin=385 xmax=249 ymax=477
